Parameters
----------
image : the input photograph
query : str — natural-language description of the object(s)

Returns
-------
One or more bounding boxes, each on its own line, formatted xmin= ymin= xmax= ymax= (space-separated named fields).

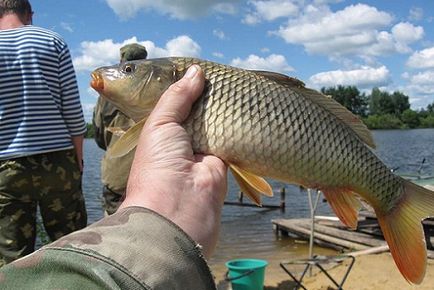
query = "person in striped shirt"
xmin=0 ymin=0 xmax=87 ymax=266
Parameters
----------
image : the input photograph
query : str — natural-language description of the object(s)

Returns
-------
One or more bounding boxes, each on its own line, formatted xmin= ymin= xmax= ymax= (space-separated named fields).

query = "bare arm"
xmin=71 ymin=134 xmax=84 ymax=172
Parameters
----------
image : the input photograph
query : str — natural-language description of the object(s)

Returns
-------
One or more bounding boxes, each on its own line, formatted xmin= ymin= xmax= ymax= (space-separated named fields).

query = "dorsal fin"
xmin=252 ymin=70 xmax=375 ymax=149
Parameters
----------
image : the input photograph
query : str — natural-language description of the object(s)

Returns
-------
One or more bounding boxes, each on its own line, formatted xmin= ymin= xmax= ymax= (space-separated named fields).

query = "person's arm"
xmin=71 ymin=134 xmax=84 ymax=172
xmin=58 ymin=43 xmax=87 ymax=171
xmin=0 ymin=65 xmax=226 ymax=290
xmin=58 ymin=42 xmax=87 ymax=148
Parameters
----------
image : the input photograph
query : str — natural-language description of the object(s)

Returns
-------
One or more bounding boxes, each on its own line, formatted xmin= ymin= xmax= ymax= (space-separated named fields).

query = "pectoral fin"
xmin=107 ymin=118 xmax=146 ymax=158
xmin=322 ymin=189 xmax=361 ymax=229
xmin=107 ymin=126 xmax=129 ymax=137
xmin=229 ymin=164 xmax=273 ymax=206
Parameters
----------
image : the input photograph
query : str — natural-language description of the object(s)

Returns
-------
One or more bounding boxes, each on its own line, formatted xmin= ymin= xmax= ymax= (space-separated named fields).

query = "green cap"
xmin=120 ymin=43 xmax=148 ymax=62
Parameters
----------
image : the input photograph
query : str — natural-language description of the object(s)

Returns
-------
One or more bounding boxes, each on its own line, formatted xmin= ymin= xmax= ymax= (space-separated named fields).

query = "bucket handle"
xmin=225 ymin=269 xmax=255 ymax=282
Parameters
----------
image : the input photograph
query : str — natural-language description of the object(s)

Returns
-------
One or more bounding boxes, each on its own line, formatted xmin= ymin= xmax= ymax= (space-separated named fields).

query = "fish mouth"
xmin=90 ymin=72 xmax=104 ymax=92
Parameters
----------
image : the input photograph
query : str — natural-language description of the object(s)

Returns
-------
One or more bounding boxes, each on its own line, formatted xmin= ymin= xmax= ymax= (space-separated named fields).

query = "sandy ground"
xmin=211 ymin=252 xmax=434 ymax=289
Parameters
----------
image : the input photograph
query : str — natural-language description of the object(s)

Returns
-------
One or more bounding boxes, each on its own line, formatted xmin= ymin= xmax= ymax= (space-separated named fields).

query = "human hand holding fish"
xmin=118 ymin=65 xmax=228 ymax=259
xmin=91 ymin=57 xmax=434 ymax=284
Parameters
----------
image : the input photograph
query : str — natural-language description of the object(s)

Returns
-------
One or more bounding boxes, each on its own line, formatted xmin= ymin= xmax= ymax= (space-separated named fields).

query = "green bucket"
xmin=225 ymin=259 xmax=268 ymax=290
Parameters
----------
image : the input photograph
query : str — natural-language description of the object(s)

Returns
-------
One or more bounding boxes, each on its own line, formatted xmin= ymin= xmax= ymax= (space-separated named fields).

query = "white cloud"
xmin=230 ymin=54 xmax=294 ymax=73
xmin=272 ymin=4 xmax=423 ymax=58
xmin=73 ymin=35 xmax=201 ymax=72
xmin=409 ymin=70 xmax=434 ymax=86
xmin=212 ymin=52 xmax=224 ymax=58
xmin=81 ymin=103 xmax=96 ymax=122
xmin=73 ymin=39 xmax=122 ymax=72
xmin=165 ymin=35 xmax=201 ymax=57
xmin=105 ymin=0 xmax=239 ymax=20
xmin=407 ymin=47 xmax=434 ymax=69
xmin=60 ymin=22 xmax=73 ymax=33
xmin=409 ymin=7 xmax=423 ymax=21
xmin=243 ymin=0 xmax=299 ymax=24
xmin=309 ymin=66 xmax=390 ymax=88
xmin=275 ymin=4 xmax=391 ymax=43
xmin=400 ymin=70 xmax=434 ymax=109
xmin=407 ymin=71 xmax=434 ymax=98
xmin=242 ymin=14 xmax=260 ymax=25
xmin=213 ymin=3 xmax=238 ymax=15
xmin=213 ymin=29 xmax=226 ymax=40
xmin=403 ymin=86 xmax=434 ymax=109
xmin=391 ymin=22 xmax=424 ymax=44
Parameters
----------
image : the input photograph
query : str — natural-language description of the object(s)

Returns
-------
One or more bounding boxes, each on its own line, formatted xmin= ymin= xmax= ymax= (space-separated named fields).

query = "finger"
xmin=194 ymin=154 xmax=227 ymax=175
xmin=147 ymin=65 xmax=204 ymax=126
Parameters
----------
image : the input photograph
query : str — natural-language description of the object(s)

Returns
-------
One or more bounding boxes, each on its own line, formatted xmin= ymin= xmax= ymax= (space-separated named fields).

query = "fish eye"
xmin=123 ymin=64 xmax=135 ymax=74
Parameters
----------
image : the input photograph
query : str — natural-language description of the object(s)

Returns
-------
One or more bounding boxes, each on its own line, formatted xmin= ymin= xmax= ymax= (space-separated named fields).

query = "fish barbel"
xmin=91 ymin=57 xmax=434 ymax=284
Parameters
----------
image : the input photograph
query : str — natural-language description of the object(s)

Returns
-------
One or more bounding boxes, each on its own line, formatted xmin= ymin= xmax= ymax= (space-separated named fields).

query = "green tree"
xmin=368 ymin=88 xmax=410 ymax=117
xmin=401 ymin=109 xmax=420 ymax=128
xmin=420 ymin=114 xmax=434 ymax=128
xmin=427 ymin=102 xmax=434 ymax=114
xmin=391 ymin=91 xmax=410 ymax=115
xmin=85 ymin=123 xmax=95 ymax=138
xmin=363 ymin=114 xmax=403 ymax=129
xmin=368 ymin=88 xmax=394 ymax=115
xmin=321 ymin=85 xmax=368 ymax=116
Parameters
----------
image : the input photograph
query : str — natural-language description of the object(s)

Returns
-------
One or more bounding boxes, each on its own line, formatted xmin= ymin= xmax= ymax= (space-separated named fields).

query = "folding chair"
xmin=280 ymin=255 xmax=355 ymax=290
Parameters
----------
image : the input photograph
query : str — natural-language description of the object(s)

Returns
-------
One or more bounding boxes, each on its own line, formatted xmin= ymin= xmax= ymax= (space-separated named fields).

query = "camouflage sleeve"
xmin=92 ymin=96 xmax=109 ymax=150
xmin=0 ymin=207 xmax=216 ymax=290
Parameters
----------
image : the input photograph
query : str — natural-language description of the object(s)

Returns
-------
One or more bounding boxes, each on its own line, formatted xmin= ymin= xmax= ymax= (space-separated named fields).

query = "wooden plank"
xmin=273 ymin=219 xmax=369 ymax=251
xmin=359 ymin=211 xmax=377 ymax=219
xmin=224 ymin=201 xmax=282 ymax=209
xmin=348 ymin=245 xmax=389 ymax=257
xmin=273 ymin=218 xmax=434 ymax=259
xmin=295 ymin=219 xmax=386 ymax=247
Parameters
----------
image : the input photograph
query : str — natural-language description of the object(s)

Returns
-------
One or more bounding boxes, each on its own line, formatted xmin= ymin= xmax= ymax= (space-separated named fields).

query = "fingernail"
xmin=184 ymin=65 xmax=198 ymax=79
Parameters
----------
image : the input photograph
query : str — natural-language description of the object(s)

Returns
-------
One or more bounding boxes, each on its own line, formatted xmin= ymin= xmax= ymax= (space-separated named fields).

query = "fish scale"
xmin=176 ymin=58 xmax=387 ymax=198
xmin=91 ymin=57 xmax=434 ymax=284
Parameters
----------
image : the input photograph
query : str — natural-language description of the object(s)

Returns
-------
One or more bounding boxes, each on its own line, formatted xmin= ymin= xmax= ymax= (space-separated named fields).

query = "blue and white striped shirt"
xmin=0 ymin=25 xmax=86 ymax=160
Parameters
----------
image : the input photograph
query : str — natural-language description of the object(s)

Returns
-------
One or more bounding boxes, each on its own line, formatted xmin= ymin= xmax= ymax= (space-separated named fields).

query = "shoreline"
xmin=211 ymin=252 xmax=434 ymax=290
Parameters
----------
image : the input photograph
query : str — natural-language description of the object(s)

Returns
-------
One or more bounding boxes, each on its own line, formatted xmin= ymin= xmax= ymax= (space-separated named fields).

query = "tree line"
xmin=321 ymin=86 xmax=434 ymax=129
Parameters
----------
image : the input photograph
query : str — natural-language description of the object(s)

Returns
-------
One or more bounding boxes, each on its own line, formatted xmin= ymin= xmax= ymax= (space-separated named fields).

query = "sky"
xmin=31 ymin=0 xmax=434 ymax=121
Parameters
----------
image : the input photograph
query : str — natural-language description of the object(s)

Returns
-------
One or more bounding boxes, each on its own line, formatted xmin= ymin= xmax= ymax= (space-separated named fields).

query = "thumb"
xmin=147 ymin=65 xmax=204 ymax=126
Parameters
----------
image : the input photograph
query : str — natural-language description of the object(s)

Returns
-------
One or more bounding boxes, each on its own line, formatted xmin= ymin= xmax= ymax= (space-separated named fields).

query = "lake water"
xmin=81 ymin=129 xmax=434 ymax=271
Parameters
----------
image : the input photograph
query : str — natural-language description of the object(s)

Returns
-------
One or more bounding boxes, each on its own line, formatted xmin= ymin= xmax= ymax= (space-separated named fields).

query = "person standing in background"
xmin=93 ymin=43 xmax=148 ymax=215
xmin=0 ymin=0 xmax=87 ymax=266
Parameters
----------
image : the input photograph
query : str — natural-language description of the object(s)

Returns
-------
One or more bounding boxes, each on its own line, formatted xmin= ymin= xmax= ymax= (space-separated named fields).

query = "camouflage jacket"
xmin=0 ymin=207 xmax=216 ymax=290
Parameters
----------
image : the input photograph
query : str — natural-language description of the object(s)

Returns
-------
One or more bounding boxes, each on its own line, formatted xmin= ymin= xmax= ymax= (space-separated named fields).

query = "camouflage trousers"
xmin=0 ymin=149 xmax=87 ymax=266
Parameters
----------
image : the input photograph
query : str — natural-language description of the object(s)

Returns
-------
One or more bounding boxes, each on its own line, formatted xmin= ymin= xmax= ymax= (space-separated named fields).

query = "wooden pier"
xmin=224 ymin=187 xmax=287 ymax=210
xmin=273 ymin=213 xmax=434 ymax=258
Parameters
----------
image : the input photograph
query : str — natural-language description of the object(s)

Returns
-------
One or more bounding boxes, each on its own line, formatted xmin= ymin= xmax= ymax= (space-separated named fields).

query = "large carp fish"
xmin=91 ymin=57 xmax=434 ymax=284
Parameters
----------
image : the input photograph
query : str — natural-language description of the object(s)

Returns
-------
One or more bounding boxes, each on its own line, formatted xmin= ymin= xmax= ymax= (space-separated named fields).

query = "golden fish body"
xmin=91 ymin=57 xmax=434 ymax=284
xmin=175 ymin=59 xmax=396 ymax=207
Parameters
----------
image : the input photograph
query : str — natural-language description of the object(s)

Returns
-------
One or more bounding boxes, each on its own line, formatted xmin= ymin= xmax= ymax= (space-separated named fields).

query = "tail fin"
xmin=376 ymin=179 xmax=434 ymax=284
